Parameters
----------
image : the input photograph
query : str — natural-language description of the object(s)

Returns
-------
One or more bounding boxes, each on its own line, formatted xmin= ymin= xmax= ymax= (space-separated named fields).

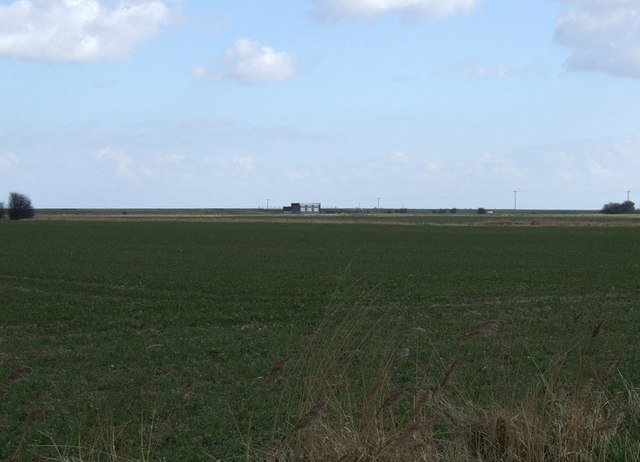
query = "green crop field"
xmin=1 ymin=219 xmax=639 ymax=460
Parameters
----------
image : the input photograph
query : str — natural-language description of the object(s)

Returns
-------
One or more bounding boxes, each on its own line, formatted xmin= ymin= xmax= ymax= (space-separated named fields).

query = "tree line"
xmin=601 ymin=200 xmax=635 ymax=214
xmin=0 ymin=192 xmax=34 ymax=220
xmin=0 ymin=193 xmax=635 ymax=218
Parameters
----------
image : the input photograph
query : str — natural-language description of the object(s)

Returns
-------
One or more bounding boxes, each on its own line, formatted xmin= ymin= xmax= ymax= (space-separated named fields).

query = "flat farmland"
xmin=1 ymin=220 xmax=639 ymax=460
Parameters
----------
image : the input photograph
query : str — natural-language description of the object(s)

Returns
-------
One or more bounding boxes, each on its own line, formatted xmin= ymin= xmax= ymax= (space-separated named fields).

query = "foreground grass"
xmin=266 ymin=303 xmax=640 ymax=461
xmin=1 ymin=221 xmax=639 ymax=460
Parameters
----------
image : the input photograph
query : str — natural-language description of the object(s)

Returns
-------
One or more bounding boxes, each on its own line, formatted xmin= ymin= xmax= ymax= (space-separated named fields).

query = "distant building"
xmin=283 ymin=202 xmax=321 ymax=214
xmin=300 ymin=203 xmax=321 ymax=214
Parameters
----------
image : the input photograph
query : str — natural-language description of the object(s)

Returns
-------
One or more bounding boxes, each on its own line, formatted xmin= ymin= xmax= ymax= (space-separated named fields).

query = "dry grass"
xmin=38 ymin=414 xmax=156 ymax=462
xmin=260 ymin=305 xmax=640 ymax=462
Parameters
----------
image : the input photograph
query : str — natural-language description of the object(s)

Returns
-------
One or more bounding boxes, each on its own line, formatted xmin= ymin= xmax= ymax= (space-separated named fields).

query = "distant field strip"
xmin=33 ymin=209 xmax=640 ymax=226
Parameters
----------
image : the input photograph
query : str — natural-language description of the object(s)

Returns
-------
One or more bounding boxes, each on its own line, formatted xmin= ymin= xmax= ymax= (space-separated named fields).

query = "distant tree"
xmin=620 ymin=200 xmax=635 ymax=213
xmin=601 ymin=203 xmax=614 ymax=214
xmin=0 ymin=202 xmax=4 ymax=220
xmin=601 ymin=200 xmax=635 ymax=214
xmin=477 ymin=207 xmax=487 ymax=215
xmin=8 ymin=192 xmax=34 ymax=220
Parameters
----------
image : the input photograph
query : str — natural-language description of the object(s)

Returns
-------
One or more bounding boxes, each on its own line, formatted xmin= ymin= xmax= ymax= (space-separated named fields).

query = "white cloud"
xmin=202 ymin=155 xmax=258 ymax=177
xmin=96 ymin=149 xmax=190 ymax=181
xmin=283 ymin=165 xmax=311 ymax=181
xmin=0 ymin=0 xmax=175 ymax=62
xmin=191 ymin=64 xmax=217 ymax=81
xmin=96 ymin=147 xmax=137 ymax=180
xmin=193 ymin=38 xmax=297 ymax=84
xmin=357 ymin=151 xmax=525 ymax=193
xmin=472 ymin=152 xmax=522 ymax=179
xmin=314 ymin=0 xmax=480 ymax=20
xmin=555 ymin=0 xmax=640 ymax=78
xmin=359 ymin=151 xmax=446 ymax=183
xmin=582 ymin=138 xmax=640 ymax=180
xmin=511 ymin=137 xmax=640 ymax=199
xmin=154 ymin=153 xmax=186 ymax=165
xmin=0 ymin=153 xmax=20 ymax=171
xmin=588 ymin=160 xmax=608 ymax=177
xmin=231 ymin=155 xmax=255 ymax=172
xmin=387 ymin=151 xmax=445 ymax=174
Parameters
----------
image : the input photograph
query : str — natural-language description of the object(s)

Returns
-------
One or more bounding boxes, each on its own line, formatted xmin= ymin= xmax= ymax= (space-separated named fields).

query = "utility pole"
xmin=513 ymin=191 xmax=517 ymax=211
xmin=266 ymin=198 xmax=269 ymax=210
xmin=377 ymin=197 xmax=380 ymax=210
xmin=627 ymin=191 xmax=631 ymax=201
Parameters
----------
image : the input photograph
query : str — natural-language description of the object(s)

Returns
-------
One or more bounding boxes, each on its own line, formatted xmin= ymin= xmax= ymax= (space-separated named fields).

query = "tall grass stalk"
xmin=261 ymin=302 xmax=639 ymax=461
xmin=39 ymin=412 xmax=156 ymax=462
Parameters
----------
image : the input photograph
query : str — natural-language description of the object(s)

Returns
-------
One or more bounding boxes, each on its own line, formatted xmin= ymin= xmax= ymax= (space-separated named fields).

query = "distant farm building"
xmin=283 ymin=203 xmax=321 ymax=214
xmin=283 ymin=203 xmax=300 ymax=214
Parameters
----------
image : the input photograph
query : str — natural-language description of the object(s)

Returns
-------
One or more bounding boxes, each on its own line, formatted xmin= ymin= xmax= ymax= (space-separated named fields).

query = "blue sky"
xmin=1 ymin=0 xmax=640 ymax=210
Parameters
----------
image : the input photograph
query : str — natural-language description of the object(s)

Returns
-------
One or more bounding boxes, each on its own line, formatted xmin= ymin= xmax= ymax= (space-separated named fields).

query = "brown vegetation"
xmin=261 ymin=306 xmax=640 ymax=462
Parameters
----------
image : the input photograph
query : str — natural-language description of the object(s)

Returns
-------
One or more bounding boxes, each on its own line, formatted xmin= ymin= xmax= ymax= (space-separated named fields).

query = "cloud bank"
xmin=193 ymin=38 xmax=297 ymax=84
xmin=96 ymin=148 xmax=189 ymax=182
xmin=555 ymin=0 xmax=640 ymax=78
xmin=0 ymin=0 xmax=175 ymax=62
xmin=314 ymin=0 xmax=480 ymax=20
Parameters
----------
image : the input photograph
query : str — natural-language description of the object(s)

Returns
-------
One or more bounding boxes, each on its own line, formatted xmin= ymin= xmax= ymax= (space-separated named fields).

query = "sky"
xmin=1 ymin=0 xmax=640 ymax=210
